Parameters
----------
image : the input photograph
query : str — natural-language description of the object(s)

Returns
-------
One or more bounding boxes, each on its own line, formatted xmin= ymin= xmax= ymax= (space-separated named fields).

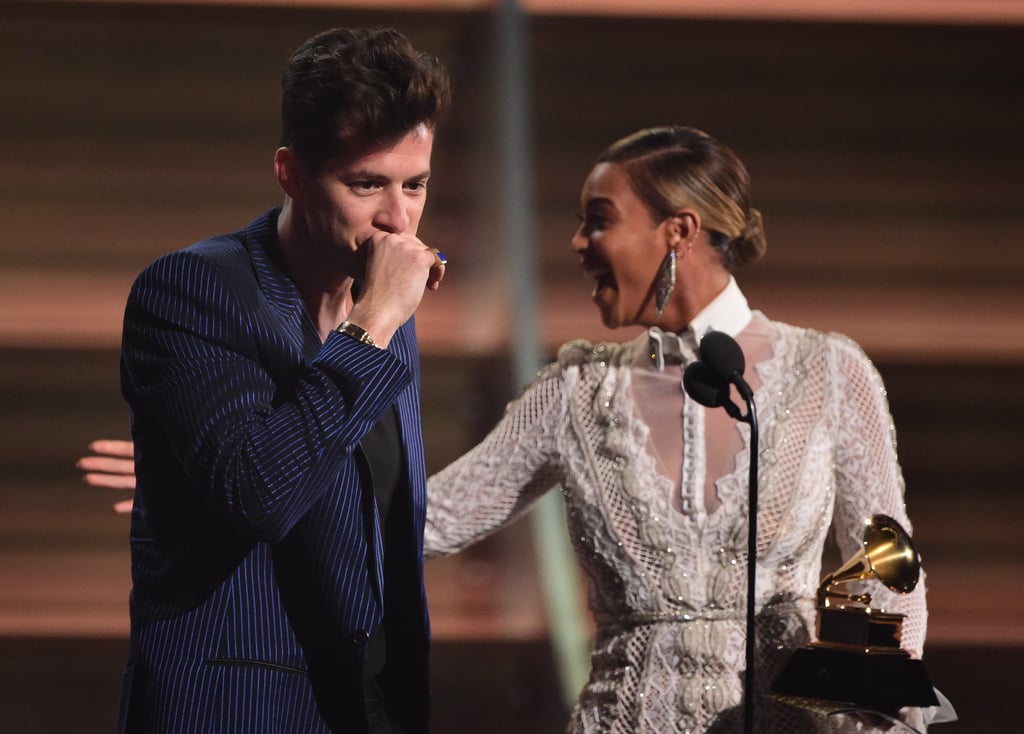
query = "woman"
xmin=81 ymin=127 xmax=928 ymax=732
xmin=422 ymin=126 xmax=927 ymax=732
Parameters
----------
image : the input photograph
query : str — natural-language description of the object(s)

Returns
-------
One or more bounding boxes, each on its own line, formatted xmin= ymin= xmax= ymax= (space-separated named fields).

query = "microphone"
xmin=697 ymin=330 xmax=753 ymax=403
xmin=682 ymin=361 xmax=742 ymax=421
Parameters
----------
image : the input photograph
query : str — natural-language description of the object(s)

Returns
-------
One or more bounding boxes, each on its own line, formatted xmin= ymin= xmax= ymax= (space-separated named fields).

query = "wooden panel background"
xmin=1 ymin=4 xmax=1022 ymax=359
xmin=0 ymin=3 xmax=1021 ymax=732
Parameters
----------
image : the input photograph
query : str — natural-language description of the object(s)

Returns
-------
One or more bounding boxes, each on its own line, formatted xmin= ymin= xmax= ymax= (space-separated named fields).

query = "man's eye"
xmin=349 ymin=181 xmax=379 ymax=193
xmin=405 ymin=181 xmax=427 ymax=193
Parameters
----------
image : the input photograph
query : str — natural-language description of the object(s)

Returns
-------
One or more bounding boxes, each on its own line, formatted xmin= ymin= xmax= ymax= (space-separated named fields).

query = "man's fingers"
xmin=113 ymin=499 xmax=135 ymax=515
xmin=78 ymin=456 xmax=135 ymax=473
xmin=88 ymin=439 xmax=135 ymax=459
xmin=83 ymin=472 xmax=137 ymax=490
xmin=79 ymin=455 xmax=137 ymax=489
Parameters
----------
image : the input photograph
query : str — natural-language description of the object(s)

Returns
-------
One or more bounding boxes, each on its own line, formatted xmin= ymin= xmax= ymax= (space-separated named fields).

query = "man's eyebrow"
xmin=342 ymin=169 xmax=386 ymax=180
xmin=341 ymin=169 xmax=432 ymax=181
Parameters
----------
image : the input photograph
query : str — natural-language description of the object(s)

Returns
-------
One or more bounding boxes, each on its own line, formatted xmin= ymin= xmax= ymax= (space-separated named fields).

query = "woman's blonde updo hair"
xmin=596 ymin=126 xmax=767 ymax=271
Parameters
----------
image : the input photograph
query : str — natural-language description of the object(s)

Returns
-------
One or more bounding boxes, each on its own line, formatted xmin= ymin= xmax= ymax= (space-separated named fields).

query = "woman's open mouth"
xmin=593 ymin=272 xmax=616 ymax=298
xmin=583 ymin=261 xmax=616 ymax=298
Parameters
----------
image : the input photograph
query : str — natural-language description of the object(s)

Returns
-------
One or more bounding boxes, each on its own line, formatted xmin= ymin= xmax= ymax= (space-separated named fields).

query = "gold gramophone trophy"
xmin=772 ymin=514 xmax=939 ymax=717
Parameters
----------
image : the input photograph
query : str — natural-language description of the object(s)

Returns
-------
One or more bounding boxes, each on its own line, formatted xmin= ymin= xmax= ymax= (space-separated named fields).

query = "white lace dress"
xmin=425 ymin=312 xmax=927 ymax=733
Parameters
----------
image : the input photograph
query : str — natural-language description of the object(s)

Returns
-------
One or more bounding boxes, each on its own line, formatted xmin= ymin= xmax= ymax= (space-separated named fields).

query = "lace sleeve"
xmin=423 ymin=361 xmax=570 ymax=559
xmin=828 ymin=335 xmax=928 ymax=657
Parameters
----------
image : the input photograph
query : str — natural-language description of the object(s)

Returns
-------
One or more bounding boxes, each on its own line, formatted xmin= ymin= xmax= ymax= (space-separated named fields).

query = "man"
xmin=116 ymin=27 xmax=451 ymax=733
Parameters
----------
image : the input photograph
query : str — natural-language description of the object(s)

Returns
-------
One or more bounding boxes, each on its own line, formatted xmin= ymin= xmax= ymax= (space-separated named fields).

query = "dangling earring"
xmin=654 ymin=249 xmax=676 ymax=321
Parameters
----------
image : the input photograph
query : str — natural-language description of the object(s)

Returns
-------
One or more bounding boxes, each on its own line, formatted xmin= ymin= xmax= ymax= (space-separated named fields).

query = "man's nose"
xmin=374 ymin=191 xmax=411 ymax=234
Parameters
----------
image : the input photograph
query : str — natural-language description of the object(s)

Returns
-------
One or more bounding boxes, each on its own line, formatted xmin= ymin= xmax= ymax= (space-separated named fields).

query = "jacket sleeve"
xmin=121 ymin=247 xmax=412 ymax=543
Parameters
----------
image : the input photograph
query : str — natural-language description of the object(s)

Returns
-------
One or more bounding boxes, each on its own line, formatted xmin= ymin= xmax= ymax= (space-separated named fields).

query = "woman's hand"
xmin=77 ymin=439 xmax=136 ymax=514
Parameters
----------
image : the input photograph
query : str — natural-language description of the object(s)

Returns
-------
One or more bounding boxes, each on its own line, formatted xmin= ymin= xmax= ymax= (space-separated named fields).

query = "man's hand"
xmin=348 ymin=232 xmax=446 ymax=347
xmin=77 ymin=439 xmax=136 ymax=514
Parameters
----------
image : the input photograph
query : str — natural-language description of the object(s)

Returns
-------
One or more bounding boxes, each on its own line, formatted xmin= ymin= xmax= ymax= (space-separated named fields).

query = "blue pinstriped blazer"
xmin=119 ymin=209 xmax=430 ymax=733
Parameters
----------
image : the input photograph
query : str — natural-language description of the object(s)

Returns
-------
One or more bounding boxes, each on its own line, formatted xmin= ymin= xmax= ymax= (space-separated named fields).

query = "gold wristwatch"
xmin=335 ymin=320 xmax=376 ymax=347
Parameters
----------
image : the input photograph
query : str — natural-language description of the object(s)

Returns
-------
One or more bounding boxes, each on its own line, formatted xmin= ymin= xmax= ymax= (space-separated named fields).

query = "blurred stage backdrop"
xmin=1 ymin=1 xmax=1022 ymax=732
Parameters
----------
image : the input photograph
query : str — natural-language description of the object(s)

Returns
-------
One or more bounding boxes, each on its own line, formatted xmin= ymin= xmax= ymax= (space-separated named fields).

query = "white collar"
xmin=644 ymin=277 xmax=752 ymax=370
xmin=689 ymin=276 xmax=752 ymax=341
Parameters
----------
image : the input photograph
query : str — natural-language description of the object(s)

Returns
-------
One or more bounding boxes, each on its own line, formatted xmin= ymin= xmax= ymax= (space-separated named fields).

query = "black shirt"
xmin=359 ymin=405 xmax=402 ymax=734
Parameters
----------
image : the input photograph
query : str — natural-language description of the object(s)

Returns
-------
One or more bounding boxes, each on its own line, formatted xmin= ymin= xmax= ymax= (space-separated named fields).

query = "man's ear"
xmin=274 ymin=147 xmax=302 ymax=199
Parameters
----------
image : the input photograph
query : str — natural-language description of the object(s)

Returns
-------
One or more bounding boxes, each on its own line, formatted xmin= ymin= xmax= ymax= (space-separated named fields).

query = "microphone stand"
xmin=732 ymin=380 xmax=758 ymax=734
xmin=683 ymin=334 xmax=759 ymax=734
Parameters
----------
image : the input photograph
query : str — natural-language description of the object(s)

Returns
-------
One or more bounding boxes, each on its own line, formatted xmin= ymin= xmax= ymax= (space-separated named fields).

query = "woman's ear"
xmin=666 ymin=209 xmax=702 ymax=247
xmin=274 ymin=146 xmax=302 ymax=200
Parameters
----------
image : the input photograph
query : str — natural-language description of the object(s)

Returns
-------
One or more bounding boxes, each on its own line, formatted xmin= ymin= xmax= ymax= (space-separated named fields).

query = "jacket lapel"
xmin=241 ymin=208 xmax=315 ymax=357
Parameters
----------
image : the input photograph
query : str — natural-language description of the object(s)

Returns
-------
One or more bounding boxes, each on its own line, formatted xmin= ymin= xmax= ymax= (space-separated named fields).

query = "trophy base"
xmin=771 ymin=645 xmax=939 ymax=716
xmin=817 ymin=606 xmax=905 ymax=652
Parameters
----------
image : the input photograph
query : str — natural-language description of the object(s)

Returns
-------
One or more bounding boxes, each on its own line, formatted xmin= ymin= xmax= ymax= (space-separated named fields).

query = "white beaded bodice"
xmin=425 ymin=313 xmax=927 ymax=733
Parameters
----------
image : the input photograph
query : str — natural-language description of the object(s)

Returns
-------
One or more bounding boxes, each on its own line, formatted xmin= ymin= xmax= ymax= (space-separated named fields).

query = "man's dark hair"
xmin=280 ymin=26 xmax=452 ymax=167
